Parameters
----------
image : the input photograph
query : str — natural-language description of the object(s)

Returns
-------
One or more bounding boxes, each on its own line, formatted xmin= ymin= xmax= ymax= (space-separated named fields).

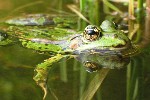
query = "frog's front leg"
xmin=33 ymin=54 xmax=72 ymax=99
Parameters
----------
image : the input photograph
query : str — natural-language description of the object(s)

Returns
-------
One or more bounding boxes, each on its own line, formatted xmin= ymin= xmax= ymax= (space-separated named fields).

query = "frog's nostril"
xmin=0 ymin=31 xmax=8 ymax=41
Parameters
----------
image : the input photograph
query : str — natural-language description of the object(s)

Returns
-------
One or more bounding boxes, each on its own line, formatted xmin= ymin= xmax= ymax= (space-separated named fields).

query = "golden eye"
xmin=83 ymin=25 xmax=101 ymax=41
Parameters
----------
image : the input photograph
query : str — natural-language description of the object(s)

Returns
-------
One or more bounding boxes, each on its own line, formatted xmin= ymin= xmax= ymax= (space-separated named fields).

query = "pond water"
xmin=0 ymin=0 xmax=150 ymax=100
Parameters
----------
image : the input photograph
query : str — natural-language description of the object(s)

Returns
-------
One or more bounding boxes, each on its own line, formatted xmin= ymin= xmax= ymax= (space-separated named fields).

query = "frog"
xmin=70 ymin=20 xmax=138 ymax=72
xmin=0 ymin=14 xmax=139 ymax=99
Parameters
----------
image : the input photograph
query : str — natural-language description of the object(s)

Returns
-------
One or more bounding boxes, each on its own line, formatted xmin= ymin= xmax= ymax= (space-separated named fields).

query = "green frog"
xmin=0 ymin=14 xmax=139 ymax=99
xmin=1 ymin=15 xmax=137 ymax=56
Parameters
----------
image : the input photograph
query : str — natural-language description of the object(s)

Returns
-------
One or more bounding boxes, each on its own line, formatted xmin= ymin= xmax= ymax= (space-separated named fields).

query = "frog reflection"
xmin=77 ymin=53 xmax=130 ymax=73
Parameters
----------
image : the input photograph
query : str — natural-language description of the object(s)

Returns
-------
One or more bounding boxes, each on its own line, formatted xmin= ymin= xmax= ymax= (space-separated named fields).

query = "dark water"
xmin=0 ymin=0 xmax=150 ymax=100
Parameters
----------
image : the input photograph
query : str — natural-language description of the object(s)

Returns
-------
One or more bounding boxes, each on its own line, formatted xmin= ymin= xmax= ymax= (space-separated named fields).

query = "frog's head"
xmin=75 ymin=20 xmax=131 ymax=53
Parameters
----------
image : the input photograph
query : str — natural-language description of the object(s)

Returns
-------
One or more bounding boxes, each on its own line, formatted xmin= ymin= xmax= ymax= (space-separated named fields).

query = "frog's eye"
xmin=83 ymin=25 xmax=101 ymax=41
xmin=84 ymin=61 xmax=100 ymax=72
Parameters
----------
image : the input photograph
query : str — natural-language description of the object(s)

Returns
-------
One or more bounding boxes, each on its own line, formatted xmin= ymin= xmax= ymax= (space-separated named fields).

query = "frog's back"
xmin=1 ymin=14 xmax=78 ymax=53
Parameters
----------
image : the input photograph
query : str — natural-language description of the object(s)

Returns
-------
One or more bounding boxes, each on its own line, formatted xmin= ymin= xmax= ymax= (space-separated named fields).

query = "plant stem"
xmin=102 ymin=0 xmax=123 ymax=14
xmin=128 ymin=0 xmax=135 ymax=40
xmin=80 ymin=68 xmax=109 ymax=100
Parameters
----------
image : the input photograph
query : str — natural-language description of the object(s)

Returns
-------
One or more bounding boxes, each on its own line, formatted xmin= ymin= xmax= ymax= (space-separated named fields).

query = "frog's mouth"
xmin=74 ymin=40 xmax=133 ymax=56
xmin=94 ymin=42 xmax=132 ymax=55
xmin=108 ymin=40 xmax=132 ymax=50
